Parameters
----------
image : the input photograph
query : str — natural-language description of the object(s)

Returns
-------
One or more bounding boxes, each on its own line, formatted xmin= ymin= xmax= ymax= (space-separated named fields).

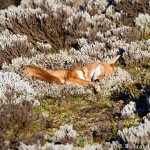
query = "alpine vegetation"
xmin=135 ymin=13 xmax=150 ymax=34
xmin=121 ymin=101 xmax=136 ymax=118
xmin=0 ymin=29 xmax=32 ymax=65
xmin=119 ymin=113 xmax=150 ymax=145
xmin=0 ymin=0 xmax=149 ymax=149
xmin=0 ymin=71 xmax=38 ymax=105
xmin=55 ymin=124 xmax=77 ymax=144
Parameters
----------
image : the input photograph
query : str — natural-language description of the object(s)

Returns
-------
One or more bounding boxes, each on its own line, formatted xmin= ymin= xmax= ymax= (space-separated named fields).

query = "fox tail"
xmin=26 ymin=65 xmax=62 ymax=85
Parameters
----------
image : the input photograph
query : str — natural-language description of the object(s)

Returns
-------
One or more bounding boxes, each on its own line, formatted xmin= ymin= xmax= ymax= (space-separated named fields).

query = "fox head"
xmin=92 ymin=55 xmax=120 ymax=82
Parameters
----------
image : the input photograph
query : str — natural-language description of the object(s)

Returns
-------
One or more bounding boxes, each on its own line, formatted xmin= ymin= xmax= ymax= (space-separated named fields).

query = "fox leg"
xmin=65 ymin=77 xmax=101 ymax=93
xmin=65 ymin=78 xmax=94 ymax=86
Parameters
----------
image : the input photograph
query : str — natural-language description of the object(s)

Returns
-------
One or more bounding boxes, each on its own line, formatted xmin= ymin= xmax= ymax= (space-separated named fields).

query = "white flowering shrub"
xmin=101 ymin=36 xmax=150 ymax=66
xmin=0 ymin=30 xmax=28 ymax=50
xmin=86 ymin=0 xmax=108 ymax=15
xmin=36 ymin=42 xmax=52 ymax=53
xmin=0 ymin=29 xmax=32 ymax=65
xmin=18 ymin=141 xmax=120 ymax=150
xmin=99 ymin=67 xmax=133 ymax=97
xmin=0 ymin=71 xmax=38 ymax=105
xmin=19 ymin=142 xmax=74 ymax=150
xmin=70 ymin=41 xmax=119 ymax=61
xmin=0 ymin=6 xmax=45 ymax=27
xmin=135 ymin=13 xmax=150 ymax=33
xmin=119 ymin=113 xmax=150 ymax=145
xmin=55 ymin=124 xmax=77 ymax=144
xmin=122 ymin=41 xmax=150 ymax=66
xmin=121 ymin=101 xmax=136 ymax=118
xmin=114 ymin=0 xmax=139 ymax=3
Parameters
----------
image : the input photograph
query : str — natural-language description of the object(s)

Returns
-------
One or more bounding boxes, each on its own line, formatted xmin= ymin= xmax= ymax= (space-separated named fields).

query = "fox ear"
xmin=109 ymin=55 xmax=120 ymax=65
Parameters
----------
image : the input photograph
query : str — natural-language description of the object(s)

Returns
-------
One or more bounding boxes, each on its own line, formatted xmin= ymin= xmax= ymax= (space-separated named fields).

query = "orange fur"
xmin=25 ymin=55 xmax=120 ymax=86
xmin=26 ymin=65 xmax=62 ymax=85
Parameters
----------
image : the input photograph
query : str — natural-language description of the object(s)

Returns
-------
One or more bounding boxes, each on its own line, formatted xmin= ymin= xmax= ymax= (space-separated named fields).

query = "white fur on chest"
xmin=91 ymin=64 xmax=102 ymax=81
xmin=77 ymin=65 xmax=102 ymax=81
xmin=77 ymin=70 xmax=85 ymax=80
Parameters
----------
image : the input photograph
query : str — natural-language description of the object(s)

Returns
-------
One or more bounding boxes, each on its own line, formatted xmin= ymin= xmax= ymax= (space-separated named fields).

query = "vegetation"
xmin=0 ymin=0 xmax=149 ymax=149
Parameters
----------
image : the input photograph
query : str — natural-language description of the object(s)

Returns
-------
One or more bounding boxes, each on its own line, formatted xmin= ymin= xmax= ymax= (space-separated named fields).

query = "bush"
xmin=0 ymin=101 xmax=46 ymax=149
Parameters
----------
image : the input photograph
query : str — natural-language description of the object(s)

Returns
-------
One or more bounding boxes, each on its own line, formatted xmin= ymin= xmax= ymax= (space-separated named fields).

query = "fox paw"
xmin=94 ymin=84 xmax=100 ymax=93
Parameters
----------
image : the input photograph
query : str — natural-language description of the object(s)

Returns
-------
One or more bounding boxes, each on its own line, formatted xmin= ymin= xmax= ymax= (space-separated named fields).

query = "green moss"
xmin=27 ymin=120 xmax=41 ymax=132
xmin=122 ymin=117 xmax=141 ymax=128
xmin=15 ymin=92 xmax=21 ymax=98
xmin=111 ymin=119 xmax=118 ymax=137
xmin=143 ymin=34 xmax=150 ymax=40
xmin=140 ymin=44 xmax=146 ymax=51
xmin=35 ymin=106 xmax=46 ymax=113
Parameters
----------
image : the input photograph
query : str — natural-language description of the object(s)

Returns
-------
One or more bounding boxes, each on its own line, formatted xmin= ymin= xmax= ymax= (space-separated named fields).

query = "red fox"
xmin=26 ymin=55 xmax=120 ymax=86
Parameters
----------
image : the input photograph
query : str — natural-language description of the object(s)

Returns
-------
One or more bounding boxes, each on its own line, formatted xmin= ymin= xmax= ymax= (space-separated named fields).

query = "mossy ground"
xmin=34 ymin=94 xmax=119 ymax=146
xmin=33 ymin=92 xmax=141 ymax=147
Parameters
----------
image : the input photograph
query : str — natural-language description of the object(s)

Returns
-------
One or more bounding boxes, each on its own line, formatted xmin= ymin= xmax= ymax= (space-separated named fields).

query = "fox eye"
xmin=94 ymin=79 xmax=99 ymax=82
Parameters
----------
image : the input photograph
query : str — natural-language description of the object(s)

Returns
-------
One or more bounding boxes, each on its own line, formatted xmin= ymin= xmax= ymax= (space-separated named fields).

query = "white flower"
xmin=0 ymin=71 xmax=37 ymax=104
xmin=55 ymin=124 xmax=77 ymax=143
xmin=121 ymin=101 xmax=136 ymax=118
xmin=135 ymin=13 xmax=150 ymax=32
xmin=119 ymin=113 xmax=150 ymax=144
xmin=0 ymin=30 xmax=28 ymax=50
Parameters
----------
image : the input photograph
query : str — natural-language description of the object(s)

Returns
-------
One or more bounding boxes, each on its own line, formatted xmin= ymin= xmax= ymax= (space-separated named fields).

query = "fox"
xmin=26 ymin=55 xmax=120 ymax=86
